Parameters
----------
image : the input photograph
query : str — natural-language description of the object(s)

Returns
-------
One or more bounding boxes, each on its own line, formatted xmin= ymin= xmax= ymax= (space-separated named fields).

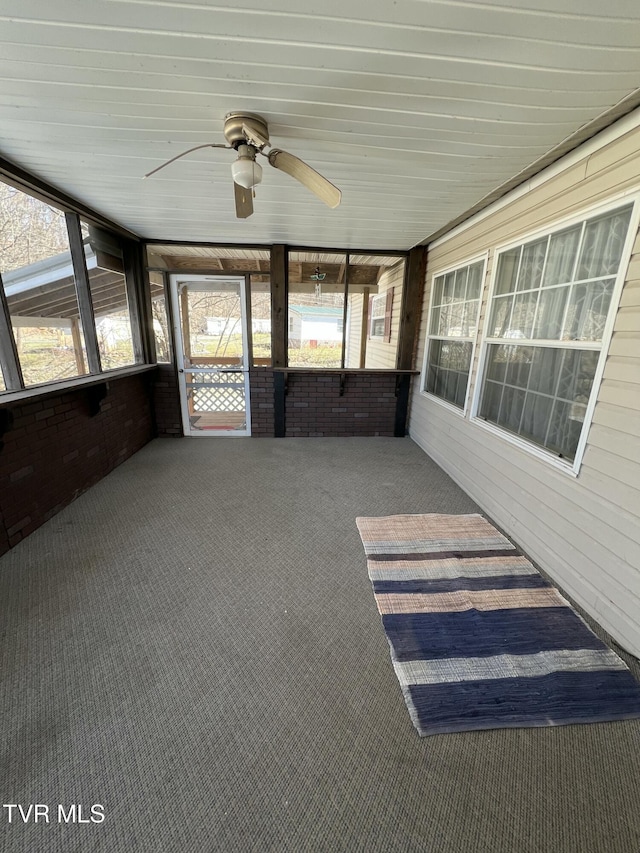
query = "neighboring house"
xmin=95 ymin=315 xmax=133 ymax=349
xmin=251 ymin=318 xmax=271 ymax=334
xmin=288 ymin=305 xmax=343 ymax=346
xmin=410 ymin=114 xmax=640 ymax=657
xmin=205 ymin=316 xmax=269 ymax=335
xmin=205 ymin=316 xmax=242 ymax=335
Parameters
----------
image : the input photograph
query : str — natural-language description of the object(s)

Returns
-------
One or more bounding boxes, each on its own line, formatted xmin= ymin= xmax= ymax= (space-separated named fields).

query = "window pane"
xmin=577 ymin=205 xmax=633 ymax=280
xmin=520 ymin=392 xmax=553 ymax=447
xmin=342 ymin=255 xmax=405 ymax=368
xmin=556 ymin=349 xmax=597 ymax=404
xmin=458 ymin=300 xmax=479 ymax=337
xmin=466 ymin=261 xmax=484 ymax=300
xmin=494 ymin=247 xmax=520 ymax=295
xmin=528 ymin=346 xmax=563 ymax=396
xmin=429 ymin=304 xmax=441 ymax=336
xmin=149 ymin=271 xmax=170 ymax=363
xmin=481 ymin=344 xmax=597 ymax=461
xmin=542 ymin=224 xmax=581 ymax=287
xmin=441 ymin=272 xmax=455 ymax=303
xmin=532 ymin=285 xmax=568 ymax=339
xmin=0 ymin=365 xmax=5 ymax=391
xmin=509 ymin=291 xmax=538 ymax=338
xmin=288 ymin=251 xmax=345 ymax=368
xmin=504 ymin=345 xmax=533 ymax=389
xmin=546 ymin=399 xmax=581 ymax=459
xmin=426 ymin=340 xmax=472 ymax=408
xmin=485 ymin=345 xmax=507 ymax=383
xmin=479 ymin=379 xmax=503 ymax=422
xmin=82 ymin=223 xmax=136 ymax=370
xmin=562 ymin=279 xmax=614 ymax=342
xmin=425 ymin=258 xmax=483 ymax=406
xmin=250 ymin=277 xmax=271 ymax=366
xmin=431 ymin=275 xmax=444 ymax=307
xmin=488 ymin=294 xmax=513 ymax=337
xmin=499 ymin=386 xmax=526 ymax=432
xmin=1 ymin=182 xmax=88 ymax=387
xmin=453 ymin=268 xmax=467 ymax=300
xmin=517 ymin=237 xmax=546 ymax=291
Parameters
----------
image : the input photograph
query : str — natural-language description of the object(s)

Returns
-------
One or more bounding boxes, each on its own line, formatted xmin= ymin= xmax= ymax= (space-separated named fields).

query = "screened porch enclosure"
xmin=146 ymin=244 xmax=422 ymax=438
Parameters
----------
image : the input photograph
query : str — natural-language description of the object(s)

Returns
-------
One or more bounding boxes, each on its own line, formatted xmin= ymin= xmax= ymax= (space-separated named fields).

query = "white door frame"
xmin=169 ymin=274 xmax=251 ymax=437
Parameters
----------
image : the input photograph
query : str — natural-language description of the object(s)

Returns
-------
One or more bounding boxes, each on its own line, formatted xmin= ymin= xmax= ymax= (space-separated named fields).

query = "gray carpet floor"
xmin=1 ymin=437 xmax=639 ymax=853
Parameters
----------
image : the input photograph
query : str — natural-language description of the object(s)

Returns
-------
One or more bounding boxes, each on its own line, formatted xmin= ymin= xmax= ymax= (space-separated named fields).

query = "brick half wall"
xmin=0 ymin=373 xmax=154 ymax=556
xmin=284 ymin=372 xmax=398 ymax=437
xmin=153 ymin=363 xmax=183 ymax=437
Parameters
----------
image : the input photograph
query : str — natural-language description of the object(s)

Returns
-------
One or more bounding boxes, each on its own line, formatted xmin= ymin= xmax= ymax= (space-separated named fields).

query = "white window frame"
xmin=470 ymin=193 xmax=640 ymax=475
xmin=369 ymin=291 xmax=387 ymax=339
xmin=420 ymin=253 xmax=487 ymax=416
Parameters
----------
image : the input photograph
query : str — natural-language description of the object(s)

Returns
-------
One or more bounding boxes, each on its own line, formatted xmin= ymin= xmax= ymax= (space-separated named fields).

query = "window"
xmin=0 ymin=183 xmax=89 ymax=387
xmin=250 ymin=276 xmax=271 ymax=367
xmin=288 ymin=251 xmax=346 ymax=368
xmin=423 ymin=259 xmax=484 ymax=409
xmin=369 ymin=292 xmax=387 ymax=339
xmin=82 ymin=222 xmax=137 ymax=370
xmin=149 ymin=271 xmax=170 ymax=363
xmin=476 ymin=203 xmax=634 ymax=464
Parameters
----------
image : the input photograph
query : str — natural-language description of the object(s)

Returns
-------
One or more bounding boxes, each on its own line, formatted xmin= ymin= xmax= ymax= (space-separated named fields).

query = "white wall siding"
xmin=409 ymin=117 xmax=640 ymax=656
xmin=365 ymin=263 xmax=404 ymax=370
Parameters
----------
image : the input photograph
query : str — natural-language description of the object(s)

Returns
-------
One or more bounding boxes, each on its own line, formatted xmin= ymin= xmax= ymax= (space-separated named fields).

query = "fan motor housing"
xmin=224 ymin=112 xmax=269 ymax=149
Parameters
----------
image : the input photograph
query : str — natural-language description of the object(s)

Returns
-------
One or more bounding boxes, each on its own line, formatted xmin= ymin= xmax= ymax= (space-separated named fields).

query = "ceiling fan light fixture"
xmin=231 ymin=144 xmax=263 ymax=189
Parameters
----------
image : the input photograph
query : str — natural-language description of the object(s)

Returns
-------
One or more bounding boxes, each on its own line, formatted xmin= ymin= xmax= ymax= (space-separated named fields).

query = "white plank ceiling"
xmin=0 ymin=0 xmax=639 ymax=250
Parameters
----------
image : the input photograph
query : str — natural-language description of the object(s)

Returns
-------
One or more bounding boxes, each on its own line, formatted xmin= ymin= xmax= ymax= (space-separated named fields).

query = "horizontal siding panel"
xmin=409 ymin=401 xmax=640 ymax=653
xmin=584 ymin=127 xmax=640 ymax=175
xmin=582 ymin=445 xmax=640 ymax=491
xmin=410 ymin=396 xmax=640 ymax=547
xmin=409 ymin=410 xmax=640 ymax=626
xmin=620 ymin=280 xmax=640 ymax=306
xmin=588 ymin=422 xmax=640 ymax=462
xmin=597 ymin=379 xmax=640 ymax=410
xmin=613 ymin=305 xmax=640 ymax=332
xmin=602 ymin=356 xmax=640 ymax=385
xmin=608 ymin=331 xmax=640 ymax=358
xmin=591 ymin=399 xmax=640 ymax=435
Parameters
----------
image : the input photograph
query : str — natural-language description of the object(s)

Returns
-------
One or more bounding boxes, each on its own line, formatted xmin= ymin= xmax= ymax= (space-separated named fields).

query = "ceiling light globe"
xmin=231 ymin=157 xmax=263 ymax=189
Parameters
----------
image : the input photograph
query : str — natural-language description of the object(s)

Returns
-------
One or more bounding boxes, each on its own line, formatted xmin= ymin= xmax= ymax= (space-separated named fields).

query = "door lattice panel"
xmin=187 ymin=372 xmax=246 ymax=413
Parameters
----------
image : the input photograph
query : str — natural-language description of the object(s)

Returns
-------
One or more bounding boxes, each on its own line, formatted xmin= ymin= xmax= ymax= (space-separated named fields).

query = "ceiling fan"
xmin=144 ymin=111 xmax=342 ymax=219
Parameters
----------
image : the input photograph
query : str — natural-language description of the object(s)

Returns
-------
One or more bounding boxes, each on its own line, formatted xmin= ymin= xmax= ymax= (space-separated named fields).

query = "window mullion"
xmin=0 ymin=272 xmax=24 ymax=390
xmin=66 ymin=213 xmax=101 ymax=374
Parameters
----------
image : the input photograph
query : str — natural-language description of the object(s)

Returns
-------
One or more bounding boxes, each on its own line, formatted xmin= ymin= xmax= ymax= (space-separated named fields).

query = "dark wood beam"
xmin=396 ymin=246 xmax=427 ymax=370
xmin=270 ymin=244 xmax=288 ymax=369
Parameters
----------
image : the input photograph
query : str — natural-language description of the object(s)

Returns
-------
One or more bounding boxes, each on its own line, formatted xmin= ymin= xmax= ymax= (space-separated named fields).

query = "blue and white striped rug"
xmin=356 ymin=513 xmax=640 ymax=736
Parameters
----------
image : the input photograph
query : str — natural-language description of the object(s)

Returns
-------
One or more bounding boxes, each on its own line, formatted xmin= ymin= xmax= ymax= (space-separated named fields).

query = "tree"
xmin=0 ymin=183 xmax=69 ymax=273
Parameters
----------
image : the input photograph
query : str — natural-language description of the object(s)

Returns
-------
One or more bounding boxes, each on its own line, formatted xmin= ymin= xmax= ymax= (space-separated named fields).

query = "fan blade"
xmin=242 ymin=122 xmax=269 ymax=150
xmin=267 ymin=149 xmax=341 ymax=209
xmin=143 ymin=143 xmax=229 ymax=178
xmin=234 ymin=182 xmax=254 ymax=219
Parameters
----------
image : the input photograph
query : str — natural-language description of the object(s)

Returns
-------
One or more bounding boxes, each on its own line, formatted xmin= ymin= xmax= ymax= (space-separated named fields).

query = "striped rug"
xmin=356 ymin=513 xmax=640 ymax=736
